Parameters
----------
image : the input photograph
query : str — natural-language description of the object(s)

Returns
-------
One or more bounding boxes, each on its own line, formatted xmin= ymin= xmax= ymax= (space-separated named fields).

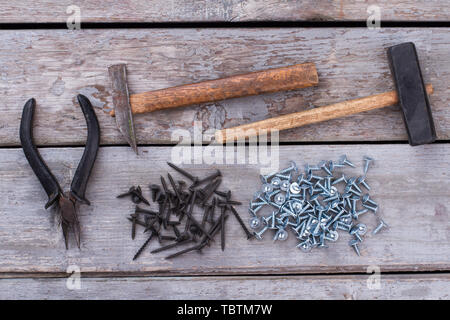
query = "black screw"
xmin=133 ymin=231 xmax=155 ymax=261
xmin=151 ymin=238 xmax=193 ymax=254
xmin=167 ymin=162 xmax=198 ymax=183
xmin=130 ymin=213 xmax=137 ymax=240
xmin=218 ymin=199 xmax=242 ymax=206
xmin=229 ymin=205 xmax=254 ymax=240
xmin=214 ymin=190 xmax=231 ymax=200
xmin=221 ymin=206 xmax=226 ymax=251
xmin=201 ymin=178 xmax=222 ymax=206
xmin=149 ymin=184 xmax=161 ymax=202
xmin=192 ymin=170 xmax=222 ymax=187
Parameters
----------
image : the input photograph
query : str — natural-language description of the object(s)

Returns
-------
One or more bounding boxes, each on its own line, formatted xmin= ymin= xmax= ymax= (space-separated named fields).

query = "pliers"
xmin=19 ymin=95 xmax=100 ymax=249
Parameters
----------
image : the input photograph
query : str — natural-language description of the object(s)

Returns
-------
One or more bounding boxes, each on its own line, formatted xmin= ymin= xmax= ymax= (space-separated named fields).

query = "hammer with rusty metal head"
xmin=215 ymin=42 xmax=437 ymax=146
xmin=108 ymin=62 xmax=319 ymax=153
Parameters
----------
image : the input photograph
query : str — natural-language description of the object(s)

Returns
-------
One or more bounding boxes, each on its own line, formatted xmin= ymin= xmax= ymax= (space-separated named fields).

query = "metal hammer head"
xmin=387 ymin=42 xmax=436 ymax=146
xmin=108 ymin=64 xmax=138 ymax=154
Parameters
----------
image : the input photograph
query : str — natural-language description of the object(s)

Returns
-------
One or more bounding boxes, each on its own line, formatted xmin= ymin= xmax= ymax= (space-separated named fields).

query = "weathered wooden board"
xmin=0 ymin=145 xmax=449 ymax=275
xmin=0 ymin=274 xmax=448 ymax=299
xmin=1 ymin=1 xmax=449 ymax=23
xmin=0 ymin=28 xmax=448 ymax=146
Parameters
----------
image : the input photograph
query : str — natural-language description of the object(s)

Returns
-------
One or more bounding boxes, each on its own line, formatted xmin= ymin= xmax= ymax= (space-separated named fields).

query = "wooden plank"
xmin=0 ymin=144 xmax=449 ymax=274
xmin=1 ymin=1 xmax=449 ymax=23
xmin=0 ymin=274 xmax=449 ymax=299
xmin=0 ymin=28 xmax=448 ymax=146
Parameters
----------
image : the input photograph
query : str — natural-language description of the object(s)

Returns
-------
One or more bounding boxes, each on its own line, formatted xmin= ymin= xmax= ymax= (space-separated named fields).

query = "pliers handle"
xmin=19 ymin=95 xmax=100 ymax=249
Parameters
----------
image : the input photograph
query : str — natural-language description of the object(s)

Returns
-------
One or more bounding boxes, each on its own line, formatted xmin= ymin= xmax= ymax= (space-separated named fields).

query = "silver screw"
xmin=297 ymin=240 xmax=312 ymax=252
xmin=349 ymin=239 xmax=360 ymax=256
xmin=250 ymin=201 xmax=266 ymax=208
xmin=347 ymin=177 xmax=362 ymax=193
xmin=373 ymin=218 xmax=388 ymax=234
xmin=274 ymin=192 xmax=286 ymax=205
xmin=305 ymin=163 xmax=319 ymax=173
xmin=362 ymin=203 xmax=378 ymax=213
xmin=363 ymin=156 xmax=374 ymax=174
xmin=274 ymin=228 xmax=289 ymax=241
xmin=318 ymin=160 xmax=332 ymax=175
xmin=350 ymin=223 xmax=367 ymax=236
xmin=339 ymin=155 xmax=356 ymax=168
xmin=280 ymin=180 xmax=291 ymax=191
xmin=289 ymin=182 xmax=301 ymax=194
xmin=332 ymin=173 xmax=347 ymax=185
xmin=265 ymin=189 xmax=281 ymax=201
xmin=357 ymin=176 xmax=371 ymax=191
xmin=249 ymin=205 xmax=263 ymax=216
xmin=362 ymin=194 xmax=377 ymax=206
xmin=271 ymin=176 xmax=282 ymax=188
xmin=253 ymin=225 xmax=269 ymax=240
xmin=249 ymin=217 xmax=261 ymax=229
xmin=353 ymin=208 xmax=368 ymax=219
xmin=329 ymin=160 xmax=344 ymax=172
xmin=280 ymin=161 xmax=298 ymax=174
xmin=261 ymin=183 xmax=274 ymax=194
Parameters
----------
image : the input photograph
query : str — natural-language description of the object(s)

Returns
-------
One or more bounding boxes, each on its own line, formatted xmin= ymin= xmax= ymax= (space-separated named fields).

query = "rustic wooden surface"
xmin=1 ymin=2 xmax=449 ymax=299
xmin=0 ymin=28 xmax=448 ymax=146
xmin=1 ymin=145 xmax=449 ymax=275
xmin=1 ymin=1 xmax=449 ymax=23
xmin=0 ymin=274 xmax=448 ymax=300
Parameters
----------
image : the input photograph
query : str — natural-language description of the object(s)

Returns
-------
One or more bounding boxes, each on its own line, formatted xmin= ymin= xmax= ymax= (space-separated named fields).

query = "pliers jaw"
xmin=59 ymin=193 xmax=81 ymax=249
xmin=19 ymin=95 xmax=99 ymax=249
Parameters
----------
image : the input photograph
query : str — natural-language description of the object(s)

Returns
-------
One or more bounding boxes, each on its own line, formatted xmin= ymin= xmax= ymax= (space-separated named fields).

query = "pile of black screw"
xmin=248 ymin=155 xmax=388 ymax=256
xmin=117 ymin=163 xmax=252 ymax=260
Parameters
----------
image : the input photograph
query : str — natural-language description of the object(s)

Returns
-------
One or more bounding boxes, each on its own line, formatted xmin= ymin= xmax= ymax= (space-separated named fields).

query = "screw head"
xmin=298 ymin=241 xmax=312 ymax=252
xmin=275 ymin=229 xmax=289 ymax=241
xmin=271 ymin=176 xmax=282 ymax=188
xmin=274 ymin=192 xmax=286 ymax=205
xmin=249 ymin=217 xmax=261 ymax=229
xmin=350 ymin=223 xmax=367 ymax=236
xmin=291 ymin=201 xmax=303 ymax=212
xmin=289 ymin=182 xmax=301 ymax=194
xmin=329 ymin=186 xmax=338 ymax=195
xmin=280 ymin=180 xmax=290 ymax=191
xmin=261 ymin=183 xmax=273 ymax=194
xmin=327 ymin=230 xmax=339 ymax=242
xmin=362 ymin=194 xmax=371 ymax=203
xmin=339 ymin=155 xmax=348 ymax=164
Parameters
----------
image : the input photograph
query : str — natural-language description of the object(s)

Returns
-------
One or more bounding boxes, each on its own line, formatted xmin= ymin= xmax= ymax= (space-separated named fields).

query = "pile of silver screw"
xmin=248 ymin=155 xmax=388 ymax=256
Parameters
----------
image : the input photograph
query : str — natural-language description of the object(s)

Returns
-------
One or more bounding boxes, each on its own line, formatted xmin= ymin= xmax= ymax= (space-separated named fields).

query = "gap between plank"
xmin=0 ymin=21 xmax=449 ymax=30
xmin=1 ymin=269 xmax=450 ymax=280
xmin=1 ymin=140 xmax=450 ymax=150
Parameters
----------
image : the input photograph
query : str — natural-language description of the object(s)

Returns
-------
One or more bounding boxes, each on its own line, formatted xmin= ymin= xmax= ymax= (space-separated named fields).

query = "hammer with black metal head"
xmin=215 ymin=42 xmax=437 ymax=146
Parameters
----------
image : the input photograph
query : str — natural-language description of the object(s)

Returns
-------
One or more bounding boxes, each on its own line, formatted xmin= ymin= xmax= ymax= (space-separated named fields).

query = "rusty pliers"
xmin=19 ymin=95 xmax=100 ymax=249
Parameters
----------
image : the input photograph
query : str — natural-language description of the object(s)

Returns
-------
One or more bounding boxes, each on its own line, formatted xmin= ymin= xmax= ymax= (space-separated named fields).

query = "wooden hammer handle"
xmin=110 ymin=63 xmax=318 ymax=116
xmin=215 ymin=84 xmax=434 ymax=142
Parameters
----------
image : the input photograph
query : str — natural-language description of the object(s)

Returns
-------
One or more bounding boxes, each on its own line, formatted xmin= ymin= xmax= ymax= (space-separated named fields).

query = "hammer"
xmin=215 ymin=42 xmax=436 ymax=146
xmin=108 ymin=62 xmax=319 ymax=153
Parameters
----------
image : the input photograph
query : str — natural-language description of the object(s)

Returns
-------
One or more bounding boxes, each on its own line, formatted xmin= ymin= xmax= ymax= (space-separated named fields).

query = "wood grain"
xmin=0 ymin=1 xmax=449 ymax=22
xmin=0 ymin=28 xmax=448 ymax=146
xmin=122 ymin=63 xmax=318 ymax=115
xmin=216 ymin=84 xmax=434 ymax=142
xmin=0 ymin=145 xmax=449 ymax=275
xmin=0 ymin=274 xmax=448 ymax=299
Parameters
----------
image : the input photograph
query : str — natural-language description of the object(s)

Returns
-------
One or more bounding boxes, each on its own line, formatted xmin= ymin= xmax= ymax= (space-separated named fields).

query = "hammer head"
xmin=387 ymin=42 xmax=436 ymax=146
xmin=108 ymin=64 xmax=138 ymax=154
